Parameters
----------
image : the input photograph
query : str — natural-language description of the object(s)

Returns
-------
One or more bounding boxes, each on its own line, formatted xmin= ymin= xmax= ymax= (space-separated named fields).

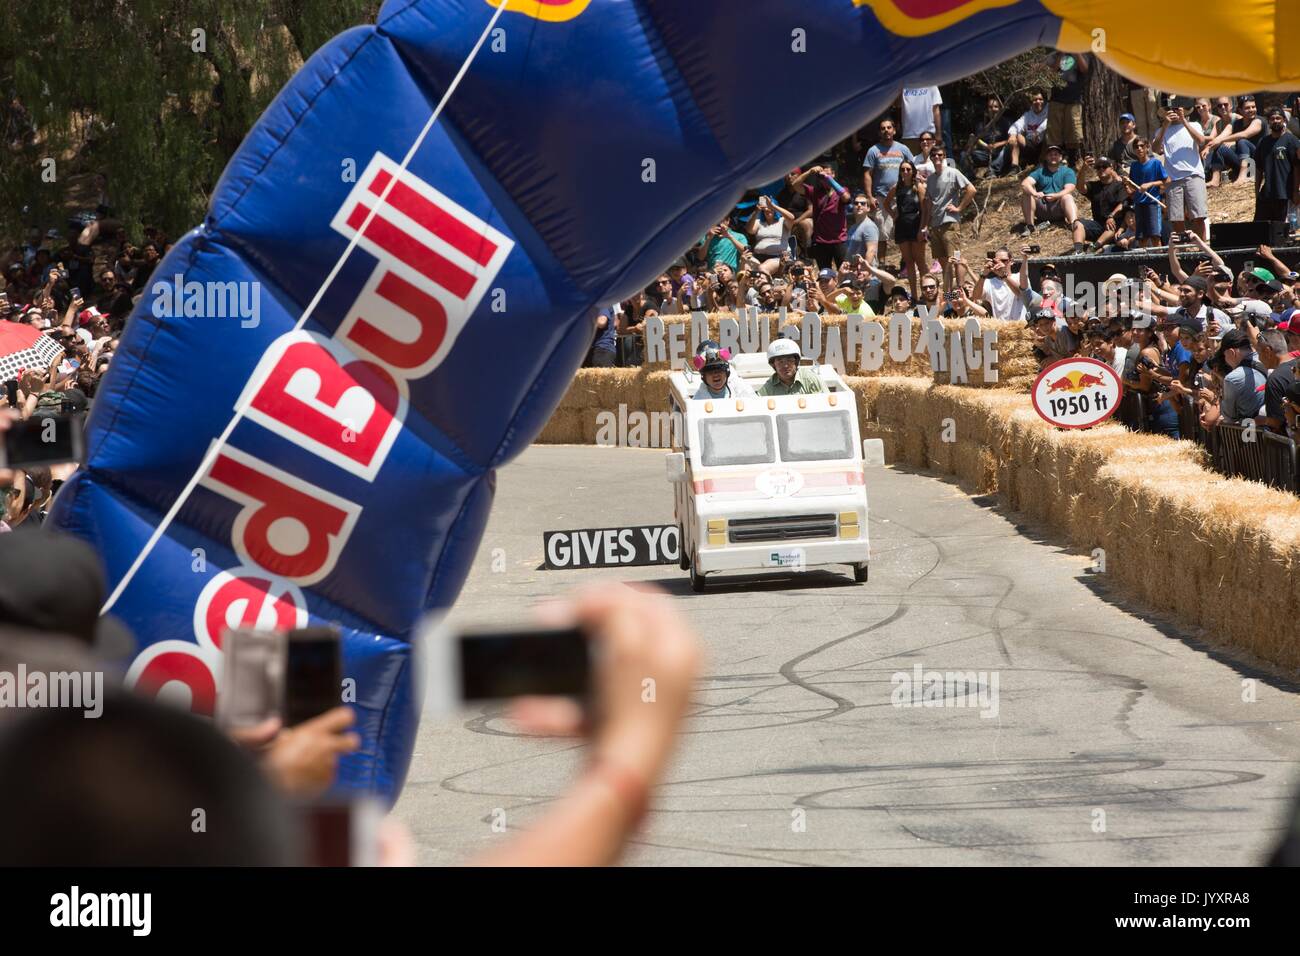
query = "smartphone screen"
xmin=218 ymin=628 xmax=285 ymax=729
xmin=284 ymin=627 xmax=341 ymax=726
xmin=458 ymin=626 xmax=591 ymax=701
xmin=0 ymin=413 xmax=85 ymax=467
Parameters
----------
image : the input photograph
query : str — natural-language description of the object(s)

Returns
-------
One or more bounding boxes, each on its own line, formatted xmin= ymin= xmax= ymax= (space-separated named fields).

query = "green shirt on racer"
xmin=757 ymin=338 xmax=826 ymax=396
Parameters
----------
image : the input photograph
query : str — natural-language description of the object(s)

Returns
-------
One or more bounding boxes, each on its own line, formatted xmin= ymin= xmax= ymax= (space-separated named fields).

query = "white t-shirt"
xmin=981 ymin=275 xmax=1026 ymax=323
xmin=914 ymin=157 xmax=936 ymax=182
xmin=1160 ymin=122 xmax=1204 ymax=181
xmin=750 ymin=216 xmax=789 ymax=257
xmin=1010 ymin=107 xmax=1050 ymax=145
xmin=901 ymin=87 xmax=942 ymax=139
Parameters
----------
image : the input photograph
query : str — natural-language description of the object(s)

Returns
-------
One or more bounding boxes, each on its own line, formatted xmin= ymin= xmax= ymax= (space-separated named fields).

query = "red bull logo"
xmin=857 ymin=0 xmax=1024 ymax=36
xmin=484 ymin=0 xmax=591 ymax=22
xmin=1046 ymin=369 xmax=1106 ymax=394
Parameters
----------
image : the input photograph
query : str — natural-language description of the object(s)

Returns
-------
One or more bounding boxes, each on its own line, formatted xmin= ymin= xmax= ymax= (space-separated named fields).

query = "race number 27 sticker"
xmin=1031 ymin=357 xmax=1123 ymax=429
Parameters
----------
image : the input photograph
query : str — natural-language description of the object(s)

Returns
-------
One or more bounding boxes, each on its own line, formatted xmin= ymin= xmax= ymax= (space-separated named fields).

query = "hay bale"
xmin=641 ymin=370 xmax=672 ymax=413
xmin=536 ymin=407 xmax=585 ymax=444
xmin=861 ymin=423 xmax=898 ymax=464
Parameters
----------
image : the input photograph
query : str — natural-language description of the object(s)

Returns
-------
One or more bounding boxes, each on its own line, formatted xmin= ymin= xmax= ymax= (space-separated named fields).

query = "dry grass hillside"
xmin=954 ymin=167 xmax=1261 ymax=260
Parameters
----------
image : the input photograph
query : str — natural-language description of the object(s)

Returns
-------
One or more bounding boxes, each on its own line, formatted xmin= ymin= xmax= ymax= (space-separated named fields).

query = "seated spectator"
xmin=1006 ymin=90 xmax=1049 ymax=174
xmin=758 ymin=337 xmax=824 ymax=396
xmin=1015 ymin=145 xmax=1078 ymax=235
xmin=1204 ymin=94 xmax=1261 ymax=184
xmin=1200 ymin=96 xmax=1237 ymax=187
xmin=961 ymin=93 xmax=1012 ymax=179
xmin=1073 ymin=156 xmax=1129 ymax=253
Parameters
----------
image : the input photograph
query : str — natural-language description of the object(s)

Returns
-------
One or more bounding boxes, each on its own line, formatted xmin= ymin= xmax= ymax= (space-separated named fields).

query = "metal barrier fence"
xmin=1116 ymin=386 xmax=1299 ymax=493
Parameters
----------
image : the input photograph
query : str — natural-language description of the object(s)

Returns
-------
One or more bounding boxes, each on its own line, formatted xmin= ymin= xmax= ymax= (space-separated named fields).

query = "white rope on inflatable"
xmin=102 ymin=1 xmax=511 ymax=614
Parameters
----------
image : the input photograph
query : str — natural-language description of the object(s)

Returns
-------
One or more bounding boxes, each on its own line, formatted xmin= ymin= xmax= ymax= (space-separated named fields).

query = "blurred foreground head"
xmin=0 ymin=692 xmax=298 ymax=865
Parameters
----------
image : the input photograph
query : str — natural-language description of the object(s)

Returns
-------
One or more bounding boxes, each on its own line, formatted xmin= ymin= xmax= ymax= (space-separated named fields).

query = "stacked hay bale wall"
xmin=869 ymin=379 xmax=1300 ymax=671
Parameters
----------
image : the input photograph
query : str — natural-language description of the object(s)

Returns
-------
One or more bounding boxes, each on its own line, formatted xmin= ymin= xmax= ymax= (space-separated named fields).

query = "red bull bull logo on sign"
xmin=485 ymin=0 xmax=592 ymax=22
xmin=857 ymin=0 xmax=1026 ymax=36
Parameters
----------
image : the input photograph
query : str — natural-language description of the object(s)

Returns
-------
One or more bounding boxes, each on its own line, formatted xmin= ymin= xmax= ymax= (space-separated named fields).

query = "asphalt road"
xmin=394 ymin=445 xmax=1300 ymax=866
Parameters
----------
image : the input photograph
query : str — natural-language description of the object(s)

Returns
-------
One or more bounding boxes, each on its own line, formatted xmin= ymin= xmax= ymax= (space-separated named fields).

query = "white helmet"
xmin=767 ymin=337 xmax=801 ymax=365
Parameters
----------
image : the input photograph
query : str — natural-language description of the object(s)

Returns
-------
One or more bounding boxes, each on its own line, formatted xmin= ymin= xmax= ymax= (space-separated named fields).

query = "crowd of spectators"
xmin=590 ymin=57 xmax=1300 ymax=386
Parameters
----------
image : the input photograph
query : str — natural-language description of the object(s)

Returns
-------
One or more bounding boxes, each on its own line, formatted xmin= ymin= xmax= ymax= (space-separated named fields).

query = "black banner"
xmin=542 ymin=524 xmax=680 ymax=570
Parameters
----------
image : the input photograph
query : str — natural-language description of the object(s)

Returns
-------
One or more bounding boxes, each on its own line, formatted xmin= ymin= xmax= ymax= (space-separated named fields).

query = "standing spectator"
xmin=1202 ymin=328 xmax=1268 ymax=426
xmin=961 ymin=93 xmax=1012 ymax=179
xmin=973 ymin=247 xmax=1026 ymax=323
xmin=93 ymin=266 xmax=134 ymax=322
xmin=920 ymin=144 xmax=975 ymax=293
xmin=912 ymin=131 xmax=939 ymax=182
xmin=886 ymin=160 xmax=926 ymax=302
xmin=799 ymin=161 xmax=852 ymax=269
xmin=913 ymin=274 xmax=943 ymax=319
xmin=1015 ymin=145 xmax=1078 ymax=235
xmin=1126 ymin=139 xmax=1166 ymax=248
xmin=899 ymin=86 xmax=942 ymax=156
xmin=586 ymin=304 xmax=617 ymax=368
xmin=645 ymin=274 xmax=682 ymax=315
xmin=1253 ymin=107 xmax=1300 ymax=225
xmin=1205 ymin=94 xmax=1262 ymax=184
xmin=775 ymin=169 xmax=814 ymax=254
xmin=1153 ymin=105 xmax=1210 ymax=241
xmin=696 ymin=219 xmax=749 ymax=274
xmin=746 ymin=195 xmax=795 ymax=275
xmin=862 ymin=119 xmax=914 ymax=257
xmin=1128 ymin=83 xmax=1162 ymax=141
xmin=667 ymin=259 xmax=693 ymax=303
xmin=845 ymin=194 xmax=879 ymax=264
xmin=1108 ymin=113 xmax=1141 ymax=167
xmin=1007 ymin=90 xmax=1050 ymax=174
xmin=1045 ymin=51 xmax=1088 ymax=167
xmin=1264 ymin=318 xmax=1300 ymax=429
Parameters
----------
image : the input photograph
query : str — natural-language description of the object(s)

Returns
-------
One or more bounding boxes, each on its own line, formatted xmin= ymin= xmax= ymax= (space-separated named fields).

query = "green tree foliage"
xmin=0 ymin=0 xmax=381 ymax=242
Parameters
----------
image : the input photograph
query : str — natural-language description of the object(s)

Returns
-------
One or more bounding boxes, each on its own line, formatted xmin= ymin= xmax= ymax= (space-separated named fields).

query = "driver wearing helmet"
xmin=757 ymin=337 xmax=825 ymax=396
xmin=692 ymin=341 xmax=754 ymax=399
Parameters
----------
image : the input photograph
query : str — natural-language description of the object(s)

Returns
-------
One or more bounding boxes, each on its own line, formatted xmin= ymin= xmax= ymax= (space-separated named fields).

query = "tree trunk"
xmin=1081 ymin=55 xmax=1128 ymax=159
